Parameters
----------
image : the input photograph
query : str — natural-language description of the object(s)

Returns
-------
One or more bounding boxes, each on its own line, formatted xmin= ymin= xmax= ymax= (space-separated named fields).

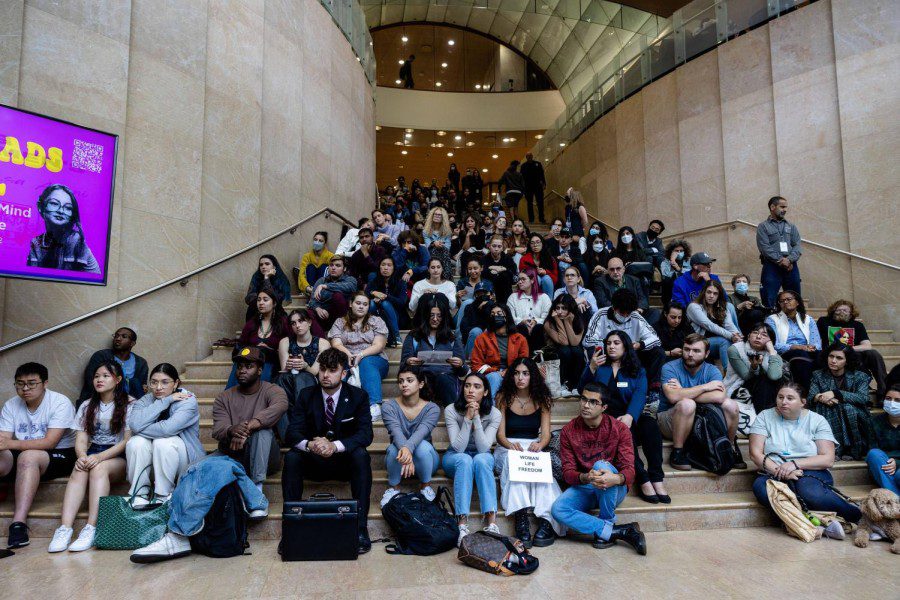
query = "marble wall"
xmin=544 ymin=0 xmax=898 ymax=334
xmin=0 ymin=0 xmax=376 ymax=398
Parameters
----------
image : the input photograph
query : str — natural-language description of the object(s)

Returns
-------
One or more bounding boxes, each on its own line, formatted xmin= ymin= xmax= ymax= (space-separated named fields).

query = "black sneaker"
xmin=7 ymin=521 xmax=29 ymax=548
xmin=610 ymin=522 xmax=647 ymax=556
xmin=732 ymin=442 xmax=747 ymax=470
xmin=532 ymin=518 xmax=556 ymax=547
xmin=669 ymin=448 xmax=691 ymax=471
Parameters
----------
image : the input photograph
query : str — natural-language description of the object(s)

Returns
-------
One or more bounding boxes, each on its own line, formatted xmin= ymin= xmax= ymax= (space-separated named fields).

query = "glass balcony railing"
xmin=531 ymin=0 xmax=815 ymax=164
xmin=321 ymin=0 xmax=376 ymax=85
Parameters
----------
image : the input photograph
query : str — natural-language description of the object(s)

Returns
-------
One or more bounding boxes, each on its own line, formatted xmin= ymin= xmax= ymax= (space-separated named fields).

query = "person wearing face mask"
xmin=723 ymin=322 xmax=784 ymax=413
xmin=459 ymin=283 xmax=496 ymax=360
xmin=866 ymin=385 xmax=900 ymax=494
xmin=808 ymin=342 xmax=873 ymax=461
xmin=660 ymin=239 xmax=691 ymax=306
xmin=471 ymin=304 xmax=529 ymax=399
xmin=614 ymin=226 xmax=652 ymax=297
xmin=728 ymin=274 xmax=768 ymax=335
xmin=635 ymin=220 xmax=665 ymax=269
xmin=298 ymin=232 xmax=334 ymax=296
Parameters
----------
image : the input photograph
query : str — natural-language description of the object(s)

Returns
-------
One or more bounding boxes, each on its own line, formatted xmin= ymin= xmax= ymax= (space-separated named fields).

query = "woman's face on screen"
xmin=41 ymin=189 xmax=74 ymax=227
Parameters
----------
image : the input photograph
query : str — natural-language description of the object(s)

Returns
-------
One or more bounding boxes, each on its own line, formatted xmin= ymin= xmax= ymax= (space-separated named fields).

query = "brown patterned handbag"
xmin=457 ymin=531 xmax=539 ymax=576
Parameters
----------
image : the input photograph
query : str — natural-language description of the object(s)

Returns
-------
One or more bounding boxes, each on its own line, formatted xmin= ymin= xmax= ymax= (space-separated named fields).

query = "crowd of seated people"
xmin=1 ymin=181 xmax=893 ymax=562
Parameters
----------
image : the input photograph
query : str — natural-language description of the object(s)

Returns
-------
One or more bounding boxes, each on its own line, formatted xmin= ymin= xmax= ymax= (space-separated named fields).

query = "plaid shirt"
xmin=809 ymin=369 xmax=873 ymax=459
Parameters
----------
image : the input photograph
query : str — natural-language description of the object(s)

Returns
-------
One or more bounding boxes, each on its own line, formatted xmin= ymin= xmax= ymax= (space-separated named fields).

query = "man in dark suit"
xmin=282 ymin=348 xmax=374 ymax=553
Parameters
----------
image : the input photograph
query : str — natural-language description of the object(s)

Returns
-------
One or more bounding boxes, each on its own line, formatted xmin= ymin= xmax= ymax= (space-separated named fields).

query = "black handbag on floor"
xmin=279 ymin=493 xmax=359 ymax=561
xmin=382 ymin=487 xmax=458 ymax=555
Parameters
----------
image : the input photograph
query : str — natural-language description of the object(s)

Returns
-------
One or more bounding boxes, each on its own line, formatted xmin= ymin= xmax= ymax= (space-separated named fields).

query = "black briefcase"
xmin=280 ymin=493 xmax=359 ymax=561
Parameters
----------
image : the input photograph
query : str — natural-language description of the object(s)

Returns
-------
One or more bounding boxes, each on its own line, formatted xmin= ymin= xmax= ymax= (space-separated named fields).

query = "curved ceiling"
xmin=361 ymin=1 xmax=671 ymax=103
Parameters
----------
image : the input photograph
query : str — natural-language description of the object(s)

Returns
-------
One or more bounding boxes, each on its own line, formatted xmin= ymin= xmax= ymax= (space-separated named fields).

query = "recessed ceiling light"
xmin=441 ymin=62 xmax=448 ymax=68
xmin=502 ymin=137 xmax=510 ymax=143
xmin=405 ymin=128 xmax=414 ymax=133
xmin=448 ymin=40 xmax=455 ymax=46
xmin=491 ymin=154 xmax=498 ymax=159
xmin=398 ymin=59 xmax=404 ymax=65
xmin=401 ymin=150 xmax=408 ymax=155
xmin=454 ymin=135 xmax=462 ymax=141
xmin=404 ymin=133 xmax=412 ymax=139
xmin=401 ymin=36 xmax=408 ymax=42
xmin=395 ymin=79 xmax=401 ymax=84
xmin=559 ymin=142 xmax=566 ymax=147
xmin=475 ymin=84 xmax=481 ymax=90
xmin=535 ymin=134 xmax=543 ymax=139
xmin=436 ymin=142 xmax=444 ymax=148
xmin=466 ymin=141 xmax=475 ymax=147
xmin=375 ymin=125 xmax=381 ymax=131
xmin=430 ymin=143 xmax=437 ymax=147
xmin=435 ymin=82 xmax=442 ymax=87
xmin=447 ymin=152 xmax=454 ymax=157
xmin=436 ymin=131 xmax=446 ymax=136
xmin=465 ymin=131 xmax=473 ymax=134
xmin=482 ymin=168 xmax=488 ymax=173
xmin=508 ymin=137 xmax=516 ymax=142
xmin=394 ymin=141 xmax=403 ymax=146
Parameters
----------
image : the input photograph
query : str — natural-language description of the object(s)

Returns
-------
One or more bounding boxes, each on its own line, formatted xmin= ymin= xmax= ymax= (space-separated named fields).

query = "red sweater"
xmin=559 ymin=415 xmax=635 ymax=488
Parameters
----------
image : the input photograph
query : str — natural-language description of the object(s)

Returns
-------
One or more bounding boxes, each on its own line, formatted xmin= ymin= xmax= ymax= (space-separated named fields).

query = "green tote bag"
xmin=95 ymin=466 xmax=170 ymax=550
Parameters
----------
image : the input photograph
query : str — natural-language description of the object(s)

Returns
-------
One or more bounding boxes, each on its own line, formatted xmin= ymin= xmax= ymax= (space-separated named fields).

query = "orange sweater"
xmin=471 ymin=331 xmax=529 ymax=374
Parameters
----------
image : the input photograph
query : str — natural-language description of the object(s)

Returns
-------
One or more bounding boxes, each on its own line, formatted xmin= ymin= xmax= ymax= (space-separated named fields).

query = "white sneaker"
xmin=48 ymin=526 xmax=73 ymax=553
xmin=156 ymin=493 xmax=172 ymax=503
xmin=130 ymin=496 xmax=150 ymax=509
xmin=67 ymin=525 xmax=95 ymax=552
xmin=457 ymin=523 xmax=470 ymax=547
xmin=823 ymin=520 xmax=845 ymax=540
xmin=420 ymin=486 xmax=436 ymax=502
xmin=129 ymin=532 xmax=191 ymax=564
xmin=370 ymin=404 xmax=382 ymax=421
xmin=380 ymin=487 xmax=400 ymax=508
xmin=484 ymin=522 xmax=501 ymax=535
xmin=248 ymin=508 xmax=268 ymax=519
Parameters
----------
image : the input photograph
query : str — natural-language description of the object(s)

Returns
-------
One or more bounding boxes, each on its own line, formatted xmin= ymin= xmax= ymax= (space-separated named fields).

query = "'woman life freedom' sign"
xmin=0 ymin=104 xmax=117 ymax=285
xmin=507 ymin=450 xmax=554 ymax=483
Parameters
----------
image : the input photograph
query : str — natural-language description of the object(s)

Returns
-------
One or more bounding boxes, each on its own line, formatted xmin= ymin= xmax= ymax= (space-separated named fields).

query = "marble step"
xmin=3 ymin=485 xmax=874 ymax=541
xmin=22 ymin=460 xmax=872 ymax=507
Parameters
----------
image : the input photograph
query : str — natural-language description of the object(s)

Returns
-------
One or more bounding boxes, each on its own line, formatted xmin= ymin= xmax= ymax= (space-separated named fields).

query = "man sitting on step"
xmin=550 ymin=382 xmax=647 ymax=555
xmin=281 ymin=348 xmax=374 ymax=554
xmin=211 ymin=347 xmax=288 ymax=511
xmin=79 ymin=327 xmax=148 ymax=407
xmin=659 ymin=334 xmax=745 ymax=471
xmin=307 ymin=255 xmax=358 ymax=338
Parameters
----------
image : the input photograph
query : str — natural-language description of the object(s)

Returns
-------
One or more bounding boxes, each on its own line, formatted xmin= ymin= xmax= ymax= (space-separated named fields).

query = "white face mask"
xmin=621 ymin=233 xmax=633 ymax=245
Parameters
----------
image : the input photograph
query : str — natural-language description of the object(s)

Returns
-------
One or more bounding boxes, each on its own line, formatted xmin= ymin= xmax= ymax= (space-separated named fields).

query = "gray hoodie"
xmin=127 ymin=390 xmax=205 ymax=464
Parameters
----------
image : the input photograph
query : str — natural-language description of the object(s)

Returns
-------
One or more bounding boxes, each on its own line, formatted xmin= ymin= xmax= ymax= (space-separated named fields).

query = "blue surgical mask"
xmin=884 ymin=400 xmax=900 ymax=417
xmin=592 ymin=242 xmax=604 ymax=253
xmin=676 ymin=251 xmax=685 ymax=260
xmin=621 ymin=233 xmax=633 ymax=245
xmin=735 ymin=282 xmax=749 ymax=295
xmin=589 ymin=227 xmax=600 ymax=236
xmin=312 ymin=241 xmax=324 ymax=251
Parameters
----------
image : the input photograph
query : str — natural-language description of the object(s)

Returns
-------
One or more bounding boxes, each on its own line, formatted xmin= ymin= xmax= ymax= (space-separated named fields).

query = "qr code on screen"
xmin=72 ymin=139 xmax=104 ymax=173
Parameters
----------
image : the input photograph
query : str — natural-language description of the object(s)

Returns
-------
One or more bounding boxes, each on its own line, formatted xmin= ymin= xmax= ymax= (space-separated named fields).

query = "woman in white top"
xmin=507 ymin=268 xmax=551 ymax=353
xmin=49 ymin=361 xmax=133 ymax=553
xmin=748 ymin=382 xmax=861 ymax=524
xmin=409 ymin=257 xmax=457 ymax=312
xmin=443 ymin=372 xmax=502 ymax=545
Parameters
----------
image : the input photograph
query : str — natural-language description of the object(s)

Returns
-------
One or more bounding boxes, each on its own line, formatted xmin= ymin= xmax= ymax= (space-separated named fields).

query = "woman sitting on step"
xmin=401 ymin=293 xmax=467 ymax=408
xmin=226 ymin=284 xmax=290 ymax=389
xmin=276 ymin=309 xmax=330 ymax=438
xmin=380 ymin=365 xmax=442 ymax=505
xmin=126 ymin=363 xmax=203 ymax=507
xmin=48 ymin=362 xmax=134 ymax=553
xmin=494 ymin=357 xmax=564 ymax=548
xmin=243 ymin=254 xmax=292 ymax=321
xmin=809 ymin=341 xmax=874 ymax=461
xmin=443 ymin=372 xmax=502 ymax=546
xmin=749 ymin=381 xmax=862 ymax=526
xmin=506 ymin=268 xmax=551 ymax=354
xmin=470 ymin=303 xmax=529 ymax=400
xmin=765 ymin=290 xmax=821 ymax=391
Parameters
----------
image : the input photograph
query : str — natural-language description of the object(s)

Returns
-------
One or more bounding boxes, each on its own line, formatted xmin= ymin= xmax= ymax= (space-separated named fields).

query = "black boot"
xmin=732 ymin=441 xmax=747 ymax=470
xmin=609 ymin=522 xmax=647 ymax=555
xmin=532 ymin=518 xmax=556 ymax=547
xmin=513 ymin=510 xmax=533 ymax=548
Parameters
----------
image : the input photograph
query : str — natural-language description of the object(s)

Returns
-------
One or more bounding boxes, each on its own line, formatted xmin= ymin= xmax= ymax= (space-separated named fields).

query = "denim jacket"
xmin=166 ymin=456 xmax=267 ymax=536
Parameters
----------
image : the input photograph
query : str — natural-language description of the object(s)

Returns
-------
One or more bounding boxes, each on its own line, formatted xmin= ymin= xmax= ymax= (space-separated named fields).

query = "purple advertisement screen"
xmin=0 ymin=104 xmax=117 ymax=285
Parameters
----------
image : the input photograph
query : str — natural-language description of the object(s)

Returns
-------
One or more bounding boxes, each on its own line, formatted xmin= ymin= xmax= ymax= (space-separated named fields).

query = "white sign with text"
xmin=507 ymin=450 xmax=553 ymax=483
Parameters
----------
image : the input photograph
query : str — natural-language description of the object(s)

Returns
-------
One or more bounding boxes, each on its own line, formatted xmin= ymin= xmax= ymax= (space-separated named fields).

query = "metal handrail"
xmin=0 ymin=207 xmax=357 ymax=354
xmin=547 ymin=189 xmax=620 ymax=235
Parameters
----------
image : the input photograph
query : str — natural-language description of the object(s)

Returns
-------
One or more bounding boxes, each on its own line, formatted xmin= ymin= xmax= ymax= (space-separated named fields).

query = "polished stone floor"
xmin=2 ymin=527 xmax=895 ymax=599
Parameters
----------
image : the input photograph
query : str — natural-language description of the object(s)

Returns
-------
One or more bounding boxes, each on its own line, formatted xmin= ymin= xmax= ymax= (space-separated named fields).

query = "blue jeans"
xmin=306 ymin=264 xmax=328 ymax=290
xmin=358 ymin=355 xmax=389 ymax=405
xmin=456 ymin=298 xmax=474 ymax=330
xmin=760 ymin=261 xmax=801 ymax=308
xmin=371 ymin=299 xmax=400 ymax=344
xmin=550 ymin=460 xmax=627 ymax=540
xmin=486 ymin=371 xmax=504 ymax=401
xmin=386 ymin=441 xmax=440 ymax=487
xmin=464 ymin=327 xmax=483 ymax=360
xmin=726 ymin=302 xmax=740 ymax=332
xmin=752 ymin=469 xmax=861 ymax=523
xmin=443 ymin=449 xmax=498 ymax=516
xmin=866 ymin=449 xmax=900 ymax=495
xmin=537 ymin=275 xmax=554 ymax=297
xmin=707 ymin=336 xmax=732 ymax=369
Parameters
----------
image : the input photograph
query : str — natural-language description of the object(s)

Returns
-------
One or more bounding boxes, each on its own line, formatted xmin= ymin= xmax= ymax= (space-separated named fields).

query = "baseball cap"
xmin=560 ymin=227 xmax=572 ymax=237
xmin=474 ymin=281 xmax=495 ymax=294
xmin=233 ymin=347 xmax=265 ymax=365
xmin=690 ymin=252 xmax=716 ymax=266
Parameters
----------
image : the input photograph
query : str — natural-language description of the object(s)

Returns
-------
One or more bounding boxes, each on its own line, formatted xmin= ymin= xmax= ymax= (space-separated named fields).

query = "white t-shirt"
xmin=0 ymin=390 xmax=76 ymax=449
xmin=749 ymin=408 xmax=836 ymax=460
xmin=74 ymin=400 xmax=133 ymax=446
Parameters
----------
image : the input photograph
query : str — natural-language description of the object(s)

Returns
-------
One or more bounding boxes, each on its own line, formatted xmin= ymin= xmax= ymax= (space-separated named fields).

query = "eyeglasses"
xmin=149 ymin=380 xmax=175 ymax=388
xmin=14 ymin=380 xmax=43 ymax=390
xmin=44 ymin=199 xmax=74 ymax=215
xmin=579 ymin=397 xmax=603 ymax=407
xmin=778 ymin=297 xmax=797 ymax=304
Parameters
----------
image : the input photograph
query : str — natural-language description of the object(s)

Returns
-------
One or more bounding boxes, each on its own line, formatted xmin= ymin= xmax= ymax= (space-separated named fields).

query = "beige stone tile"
xmin=0 ymin=0 xmax=24 ymax=104
xmin=642 ymin=76 xmax=682 ymax=233
xmin=205 ymin=0 xmax=264 ymax=105
xmin=769 ymin=0 xmax=836 ymax=82
xmin=614 ymin=94 xmax=647 ymax=229
xmin=130 ymin=0 xmax=208 ymax=78
xmin=25 ymin=0 xmax=132 ymax=44
xmin=116 ymin=208 xmax=200 ymax=296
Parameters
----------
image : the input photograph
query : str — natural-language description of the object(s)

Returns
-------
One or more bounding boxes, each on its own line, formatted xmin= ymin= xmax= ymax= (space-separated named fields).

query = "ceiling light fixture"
xmin=393 ymin=141 xmax=403 ymax=146
xmin=475 ymin=84 xmax=481 ymax=90
xmin=482 ymin=168 xmax=488 ymax=172
xmin=395 ymin=79 xmax=401 ymax=84
xmin=466 ymin=131 xmax=473 ymax=134
xmin=398 ymin=59 xmax=404 ymax=65
xmin=491 ymin=154 xmax=498 ymax=159
xmin=404 ymin=133 xmax=412 ymax=139
xmin=436 ymin=142 xmax=444 ymax=147
xmin=401 ymin=150 xmax=408 ymax=155
xmin=447 ymin=152 xmax=454 ymax=157
xmin=447 ymin=39 xmax=455 ymax=46
xmin=441 ymin=62 xmax=448 ymax=68
xmin=502 ymin=137 xmax=510 ymax=143
xmin=435 ymin=82 xmax=442 ymax=87
xmin=466 ymin=141 xmax=475 ymax=146
xmin=436 ymin=131 xmax=446 ymax=136
xmin=454 ymin=135 xmax=462 ymax=141
xmin=375 ymin=125 xmax=381 ymax=131
xmin=405 ymin=128 xmax=414 ymax=133
xmin=401 ymin=35 xmax=408 ymax=42
xmin=559 ymin=142 xmax=566 ymax=147
xmin=508 ymin=137 xmax=516 ymax=142
xmin=535 ymin=134 xmax=543 ymax=139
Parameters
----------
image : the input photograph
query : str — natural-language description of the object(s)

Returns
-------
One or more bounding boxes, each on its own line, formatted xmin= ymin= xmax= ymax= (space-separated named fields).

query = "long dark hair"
xmin=396 ymin=362 xmax=434 ymax=402
xmin=547 ymin=293 xmax=584 ymax=336
xmin=412 ymin=293 xmax=455 ymax=343
xmin=497 ymin=357 xmax=554 ymax=412
xmin=823 ymin=341 xmax=861 ymax=373
xmin=250 ymin=254 xmax=291 ymax=293
xmin=255 ymin=284 xmax=289 ymax=338
xmin=371 ymin=255 xmax=401 ymax=294
xmin=604 ymin=330 xmax=642 ymax=379
xmin=694 ymin=279 xmax=729 ymax=325
xmin=82 ymin=361 xmax=130 ymax=438
xmin=38 ymin=184 xmax=83 ymax=231
xmin=453 ymin=372 xmax=493 ymax=417
xmin=528 ymin=233 xmax=556 ymax=270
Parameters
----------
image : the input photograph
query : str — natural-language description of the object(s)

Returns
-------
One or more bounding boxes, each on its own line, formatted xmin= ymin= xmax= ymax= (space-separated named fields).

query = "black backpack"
xmin=189 ymin=482 xmax=249 ymax=558
xmin=382 ymin=488 xmax=458 ymax=555
xmin=685 ymin=404 xmax=735 ymax=475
